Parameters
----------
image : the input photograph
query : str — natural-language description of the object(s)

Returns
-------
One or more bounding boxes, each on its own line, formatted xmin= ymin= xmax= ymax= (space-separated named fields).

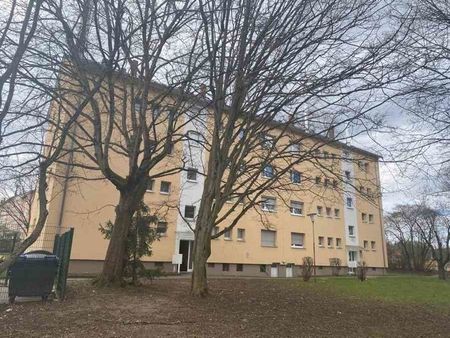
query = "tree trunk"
xmin=437 ymin=264 xmax=448 ymax=280
xmin=98 ymin=189 xmax=139 ymax=285
xmin=191 ymin=216 xmax=212 ymax=297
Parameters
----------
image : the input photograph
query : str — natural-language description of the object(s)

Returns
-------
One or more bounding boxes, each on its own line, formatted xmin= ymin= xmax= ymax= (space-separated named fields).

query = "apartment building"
xmin=29 ymin=76 xmax=387 ymax=277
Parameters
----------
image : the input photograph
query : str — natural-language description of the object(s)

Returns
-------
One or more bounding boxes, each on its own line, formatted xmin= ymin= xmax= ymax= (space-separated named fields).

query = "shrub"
xmin=356 ymin=261 xmax=368 ymax=282
xmin=302 ymin=256 xmax=314 ymax=281
xmin=330 ymin=258 xmax=342 ymax=276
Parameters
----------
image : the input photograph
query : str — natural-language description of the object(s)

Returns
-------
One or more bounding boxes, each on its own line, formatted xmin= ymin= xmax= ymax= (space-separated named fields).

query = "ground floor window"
xmin=260 ymin=264 xmax=266 ymax=273
xmin=236 ymin=264 xmax=243 ymax=272
xmin=222 ymin=263 xmax=229 ymax=271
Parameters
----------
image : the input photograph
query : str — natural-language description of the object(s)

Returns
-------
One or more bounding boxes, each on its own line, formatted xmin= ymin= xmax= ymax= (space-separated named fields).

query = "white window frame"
xmin=290 ymin=201 xmax=304 ymax=216
xmin=261 ymin=196 xmax=276 ymax=212
xmin=290 ymin=170 xmax=301 ymax=184
xmin=261 ymin=229 xmax=276 ymax=247
xmin=186 ymin=168 xmax=198 ymax=182
xmin=291 ymin=232 xmax=304 ymax=248
xmin=160 ymin=181 xmax=171 ymax=194
xmin=184 ymin=205 xmax=196 ymax=220
xmin=237 ymin=228 xmax=245 ymax=241
xmin=348 ymin=225 xmax=355 ymax=237
xmin=262 ymin=165 xmax=274 ymax=178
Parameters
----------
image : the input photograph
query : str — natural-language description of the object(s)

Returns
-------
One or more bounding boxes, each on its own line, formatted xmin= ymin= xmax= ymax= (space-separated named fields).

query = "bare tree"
xmin=413 ymin=204 xmax=450 ymax=279
xmin=0 ymin=0 xmax=43 ymax=144
xmin=188 ymin=0 xmax=409 ymax=296
xmin=35 ymin=0 xmax=205 ymax=285
xmin=385 ymin=205 xmax=432 ymax=272
xmin=0 ymin=175 xmax=36 ymax=236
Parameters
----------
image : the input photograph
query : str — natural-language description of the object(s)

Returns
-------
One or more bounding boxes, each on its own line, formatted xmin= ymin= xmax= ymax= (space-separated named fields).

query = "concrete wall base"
xmin=68 ymin=260 xmax=387 ymax=277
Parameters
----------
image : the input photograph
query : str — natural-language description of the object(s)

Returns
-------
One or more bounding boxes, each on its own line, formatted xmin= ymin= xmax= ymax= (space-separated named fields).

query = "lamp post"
xmin=307 ymin=212 xmax=317 ymax=282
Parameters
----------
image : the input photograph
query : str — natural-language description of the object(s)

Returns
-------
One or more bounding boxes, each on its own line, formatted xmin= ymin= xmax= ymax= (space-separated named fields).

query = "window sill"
xmin=160 ymin=192 xmax=170 ymax=195
xmin=318 ymin=245 xmax=324 ymax=248
xmin=290 ymin=213 xmax=304 ymax=217
xmin=327 ymin=246 xmax=334 ymax=249
xmin=349 ymin=235 xmax=355 ymax=238
xmin=261 ymin=245 xmax=277 ymax=248
xmin=336 ymin=246 xmax=342 ymax=249
xmin=224 ymin=238 xmax=232 ymax=241
xmin=261 ymin=209 xmax=277 ymax=213
xmin=291 ymin=246 xmax=305 ymax=249
xmin=186 ymin=179 xmax=198 ymax=183
xmin=237 ymin=239 xmax=245 ymax=242
xmin=146 ymin=190 xmax=154 ymax=193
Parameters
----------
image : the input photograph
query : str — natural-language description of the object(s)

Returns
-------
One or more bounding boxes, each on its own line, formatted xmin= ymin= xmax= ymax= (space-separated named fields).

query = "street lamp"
xmin=307 ymin=212 xmax=317 ymax=282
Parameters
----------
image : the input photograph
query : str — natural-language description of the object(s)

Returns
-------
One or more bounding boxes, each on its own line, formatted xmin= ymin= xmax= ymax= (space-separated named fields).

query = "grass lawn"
xmin=1 ymin=278 xmax=449 ymax=337
xmin=301 ymin=275 xmax=450 ymax=310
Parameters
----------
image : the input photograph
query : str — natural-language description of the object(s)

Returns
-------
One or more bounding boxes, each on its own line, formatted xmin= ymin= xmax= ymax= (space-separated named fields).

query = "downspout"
xmin=56 ymin=124 xmax=77 ymax=235
xmin=375 ymin=159 xmax=387 ymax=274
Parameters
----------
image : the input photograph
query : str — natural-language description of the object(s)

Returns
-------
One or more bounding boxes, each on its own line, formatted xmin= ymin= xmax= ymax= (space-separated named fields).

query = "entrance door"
xmin=286 ymin=265 xmax=293 ymax=278
xmin=179 ymin=240 xmax=194 ymax=272
xmin=270 ymin=264 xmax=278 ymax=277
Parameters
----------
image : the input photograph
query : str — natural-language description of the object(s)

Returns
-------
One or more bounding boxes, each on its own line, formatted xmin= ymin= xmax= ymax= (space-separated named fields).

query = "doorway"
xmin=179 ymin=240 xmax=194 ymax=272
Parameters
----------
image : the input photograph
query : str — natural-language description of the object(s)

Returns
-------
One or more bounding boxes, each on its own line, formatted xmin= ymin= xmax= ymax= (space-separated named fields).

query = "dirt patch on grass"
xmin=1 ymin=278 xmax=449 ymax=337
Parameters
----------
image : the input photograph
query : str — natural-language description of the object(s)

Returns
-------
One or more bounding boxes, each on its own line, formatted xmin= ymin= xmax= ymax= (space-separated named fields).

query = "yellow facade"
xmin=30 ymin=81 xmax=387 ymax=277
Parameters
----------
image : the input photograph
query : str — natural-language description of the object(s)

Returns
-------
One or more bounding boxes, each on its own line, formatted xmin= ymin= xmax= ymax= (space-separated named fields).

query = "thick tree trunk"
xmin=191 ymin=216 xmax=212 ymax=297
xmin=437 ymin=264 xmax=448 ymax=280
xmin=98 ymin=186 xmax=144 ymax=285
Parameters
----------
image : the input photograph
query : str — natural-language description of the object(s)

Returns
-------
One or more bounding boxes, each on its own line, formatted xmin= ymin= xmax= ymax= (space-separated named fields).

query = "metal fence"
xmin=0 ymin=225 xmax=74 ymax=304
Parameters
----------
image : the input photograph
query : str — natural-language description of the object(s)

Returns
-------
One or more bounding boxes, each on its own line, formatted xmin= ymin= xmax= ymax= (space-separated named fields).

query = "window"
xmin=289 ymin=143 xmax=301 ymax=154
xmin=348 ymin=225 xmax=355 ymax=237
xmin=208 ymin=263 xmax=215 ymax=268
xmin=151 ymin=105 xmax=161 ymax=119
xmin=238 ymin=129 xmax=245 ymax=140
xmin=315 ymin=176 xmax=322 ymax=185
xmin=333 ymin=180 xmax=338 ymax=188
xmin=184 ymin=205 xmax=196 ymax=219
xmin=291 ymin=232 xmax=304 ymax=248
xmin=260 ymin=265 xmax=267 ymax=273
xmin=222 ymin=263 xmax=229 ymax=271
xmin=187 ymin=130 xmax=202 ymax=147
xmin=326 ymin=207 xmax=332 ymax=217
xmin=155 ymin=262 xmax=163 ymax=267
xmin=261 ymin=196 xmax=276 ymax=212
xmin=156 ymin=221 xmax=168 ymax=236
xmin=224 ymin=229 xmax=232 ymax=240
xmin=261 ymin=230 xmax=276 ymax=247
xmin=360 ymin=186 xmax=365 ymax=194
xmin=262 ymin=165 xmax=274 ymax=178
xmin=349 ymin=250 xmax=356 ymax=261
xmin=334 ymin=208 xmax=340 ymax=218
xmin=318 ymin=236 xmax=324 ymax=246
xmin=212 ymin=226 xmax=219 ymax=237
xmin=261 ymin=133 xmax=274 ymax=149
xmin=147 ymin=179 xmax=155 ymax=192
xmin=367 ymin=188 xmax=373 ymax=197
xmin=323 ymin=151 xmax=329 ymax=160
xmin=363 ymin=240 xmax=368 ymax=249
xmin=160 ymin=181 xmax=171 ymax=194
xmin=290 ymin=201 xmax=304 ymax=215
xmin=317 ymin=206 xmax=323 ymax=216
xmin=364 ymin=163 xmax=369 ymax=172
xmin=327 ymin=237 xmax=333 ymax=247
xmin=369 ymin=214 xmax=374 ymax=223
xmin=362 ymin=213 xmax=367 ymax=222
xmin=133 ymin=97 xmax=142 ymax=112
xmin=186 ymin=168 xmax=198 ymax=181
xmin=324 ymin=178 xmax=330 ymax=187
xmin=336 ymin=238 xmax=342 ymax=247
xmin=346 ymin=197 xmax=353 ymax=208
xmin=236 ymin=264 xmax=244 ymax=272
xmin=345 ymin=171 xmax=351 ymax=180
xmin=291 ymin=170 xmax=301 ymax=184
xmin=237 ymin=228 xmax=245 ymax=241
xmin=371 ymin=241 xmax=376 ymax=250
